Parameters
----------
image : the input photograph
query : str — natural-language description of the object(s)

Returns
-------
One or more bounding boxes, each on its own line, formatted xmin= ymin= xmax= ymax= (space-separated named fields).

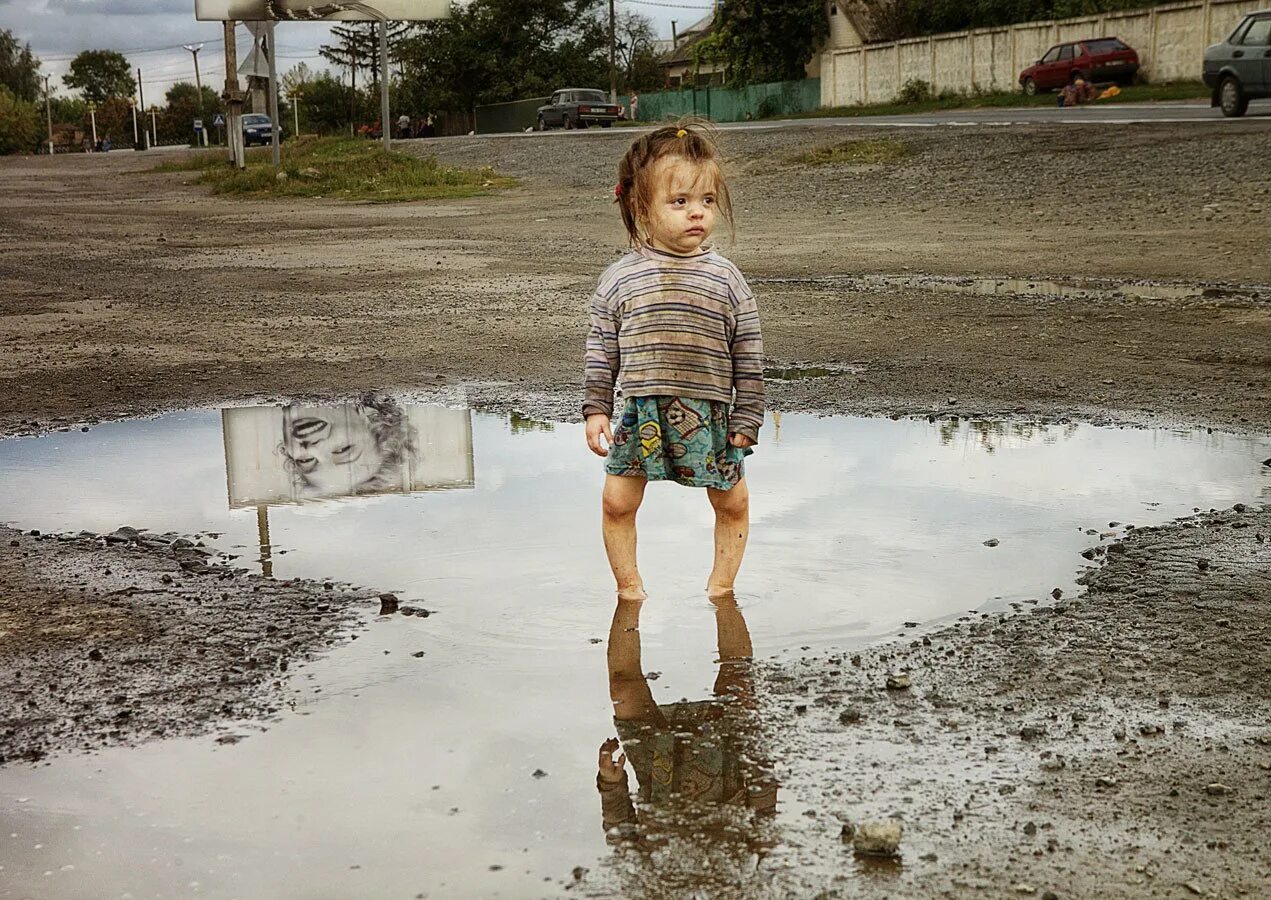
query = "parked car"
xmin=242 ymin=113 xmax=275 ymax=146
xmin=1019 ymin=38 xmax=1140 ymax=94
xmin=1203 ymin=10 xmax=1271 ymax=117
xmin=536 ymin=89 xmax=621 ymax=130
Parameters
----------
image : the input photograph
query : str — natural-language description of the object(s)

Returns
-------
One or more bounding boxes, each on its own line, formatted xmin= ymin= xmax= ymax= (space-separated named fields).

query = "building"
xmin=660 ymin=1 xmax=888 ymax=87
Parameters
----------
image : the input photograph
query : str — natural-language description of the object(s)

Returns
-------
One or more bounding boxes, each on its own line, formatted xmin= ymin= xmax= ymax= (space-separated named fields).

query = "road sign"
xmin=195 ymin=0 xmax=448 ymax=22
xmin=238 ymin=41 xmax=271 ymax=79
xmin=194 ymin=118 xmax=204 ymax=131
xmin=213 ymin=113 xmax=225 ymax=127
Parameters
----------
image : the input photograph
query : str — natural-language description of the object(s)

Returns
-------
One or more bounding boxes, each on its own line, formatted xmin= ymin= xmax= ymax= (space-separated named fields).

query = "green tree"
xmin=299 ymin=71 xmax=356 ymax=134
xmin=871 ymin=0 xmax=1154 ymax=40
xmin=710 ymin=0 xmax=829 ymax=84
xmin=0 ymin=29 xmax=41 ymax=103
xmin=0 ymin=84 xmax=39 ymax=154
xmin=615 ymin=12 xmax=661 ymax=93
xmin=395 ymin=0 xmax=609 ymax=116
xmin=63 ymin=50 xmax=136 ymax=103
xmin=160 ymin=81 xmax=223 ymax=144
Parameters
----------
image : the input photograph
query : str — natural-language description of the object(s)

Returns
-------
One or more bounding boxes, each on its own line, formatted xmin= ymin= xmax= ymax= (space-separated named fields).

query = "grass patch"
xmin=790 ymin=137 xmax=910 ymax=166
xmin=152 ymin=135 xmax=515 ymax=201
xmin=781 ymin=81 xmax=1210 ymax=121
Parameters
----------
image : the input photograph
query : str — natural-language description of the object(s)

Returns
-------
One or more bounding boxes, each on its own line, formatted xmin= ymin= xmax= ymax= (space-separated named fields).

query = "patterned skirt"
xmin=604 ymin=396 xmax=751 ymax=490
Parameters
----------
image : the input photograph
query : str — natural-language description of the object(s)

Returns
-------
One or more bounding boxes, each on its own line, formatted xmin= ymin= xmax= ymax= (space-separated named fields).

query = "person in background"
xmin=397 ymin=113 xmax=411 ymax=138
xmin=629 ymin=90 xmax=640 ymax=121
xmin=1059 ymin=74 xmax=1096 ymax=108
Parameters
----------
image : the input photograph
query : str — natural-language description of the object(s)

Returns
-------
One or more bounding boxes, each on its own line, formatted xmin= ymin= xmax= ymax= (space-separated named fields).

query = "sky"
xmin=0 ymin=0 xmax=715 ymax=106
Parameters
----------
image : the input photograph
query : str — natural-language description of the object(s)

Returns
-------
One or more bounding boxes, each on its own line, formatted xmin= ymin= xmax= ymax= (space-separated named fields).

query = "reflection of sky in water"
xmin=0 ymin=409 xmax=1268 ymax=897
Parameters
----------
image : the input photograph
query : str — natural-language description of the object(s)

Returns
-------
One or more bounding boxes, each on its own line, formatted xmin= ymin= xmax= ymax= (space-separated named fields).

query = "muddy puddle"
xmin=1 ymin=402 xmax=1269 ymax=898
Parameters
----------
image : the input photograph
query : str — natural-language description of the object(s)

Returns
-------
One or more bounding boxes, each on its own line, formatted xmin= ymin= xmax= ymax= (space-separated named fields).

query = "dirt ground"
xmin=1 ymin=121 xmax=1270 ymax=896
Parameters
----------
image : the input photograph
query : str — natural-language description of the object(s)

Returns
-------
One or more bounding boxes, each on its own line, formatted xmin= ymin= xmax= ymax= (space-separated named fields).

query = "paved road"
xmin=722 ymin=98 xmax=1271 ymax=130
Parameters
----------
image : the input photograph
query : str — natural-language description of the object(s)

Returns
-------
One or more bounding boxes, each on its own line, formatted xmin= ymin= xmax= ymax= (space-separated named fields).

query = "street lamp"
xmin=149 ymin=105 xmax=160 ymax=147
xmin=87 ymin=101 xmax=98 ymax=148
xmin=183 ymin=43 xmax=207 ymax=147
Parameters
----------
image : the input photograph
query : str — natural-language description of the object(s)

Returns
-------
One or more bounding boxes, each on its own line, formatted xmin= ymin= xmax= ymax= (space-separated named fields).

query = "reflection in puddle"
xmin=0 ymin=401 xmax=1268 ymax=896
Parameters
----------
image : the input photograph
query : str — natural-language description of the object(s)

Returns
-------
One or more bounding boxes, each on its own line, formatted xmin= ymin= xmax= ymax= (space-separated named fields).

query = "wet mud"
xmin=0 ymin=525 xmax=383 ymax=763
xmin=753 ymin=504 xmax=1271 ymax=898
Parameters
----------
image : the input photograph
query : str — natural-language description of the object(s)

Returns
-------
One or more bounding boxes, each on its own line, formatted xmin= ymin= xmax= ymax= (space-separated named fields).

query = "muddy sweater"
xmin=582 ymin=244 xmax=765 ymax=442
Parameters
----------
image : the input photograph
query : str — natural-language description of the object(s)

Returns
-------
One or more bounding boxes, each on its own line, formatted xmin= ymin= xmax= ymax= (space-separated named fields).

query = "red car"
xmin=1019 ymin=38 xmax=1140 ymax=94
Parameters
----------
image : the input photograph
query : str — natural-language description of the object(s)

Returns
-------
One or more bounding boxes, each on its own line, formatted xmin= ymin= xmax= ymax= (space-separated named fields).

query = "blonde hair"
xmin=615 ymin=119 xmax=735 ymax=246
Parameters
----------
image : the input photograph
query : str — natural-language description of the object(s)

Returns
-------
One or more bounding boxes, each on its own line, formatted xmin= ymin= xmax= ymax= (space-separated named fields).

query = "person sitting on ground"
xmin=1059 ymin=74 xmax=1096 ymax=108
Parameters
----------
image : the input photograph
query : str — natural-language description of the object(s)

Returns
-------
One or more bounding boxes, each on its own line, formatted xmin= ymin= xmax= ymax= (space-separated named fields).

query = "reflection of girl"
xmin=277 ymin=393 xmax=418 ymax=498
xmin=596 ymin=598 xmax=778 ymax=874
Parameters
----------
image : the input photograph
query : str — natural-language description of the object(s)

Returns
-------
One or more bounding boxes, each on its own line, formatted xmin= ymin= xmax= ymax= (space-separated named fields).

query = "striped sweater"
xmin=582 ymin=244 xmax=765 ymax=442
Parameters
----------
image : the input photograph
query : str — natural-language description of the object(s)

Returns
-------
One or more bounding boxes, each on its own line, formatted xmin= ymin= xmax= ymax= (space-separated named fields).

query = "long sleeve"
xmin=582 ymin=288 xmax=620 ymax=419
xmin=728 ymin=281 xmax=765 ymax=443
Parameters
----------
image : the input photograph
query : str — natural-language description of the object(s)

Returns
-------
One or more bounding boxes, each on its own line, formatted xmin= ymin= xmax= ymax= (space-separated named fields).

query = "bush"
xmin=898 ymin=78 xmax=932 ymax=104
xmin=0 ymin=85 xmax=39 ymax=154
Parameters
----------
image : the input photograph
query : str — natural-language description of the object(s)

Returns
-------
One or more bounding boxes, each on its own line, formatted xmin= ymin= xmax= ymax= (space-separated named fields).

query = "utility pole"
xmin=131 ymin=96 xmax=139 ymax=148
xmin=149 ymin=106 xmax=159 ymax=146
xmin=88 ymin=101 xmax=97 ymax=148
xmin=291 ymin=88 xmax=301 ymax=137
xmin=42 ymin=74 xmax=53 ymax=155
xmin=379 ymin=20 xmax=390 ymax=152
xmin=608 ymin=0 xmax=617 ymax=104
xmin=137 ymin=68 xmax=149 ymax=149
xmin=266 ymin=21 xmax=280 ymax=167
xmin=223 ymin=20 xmax=246 ymax=169
xmin=184 ymin=43 xmax=207 ymax=147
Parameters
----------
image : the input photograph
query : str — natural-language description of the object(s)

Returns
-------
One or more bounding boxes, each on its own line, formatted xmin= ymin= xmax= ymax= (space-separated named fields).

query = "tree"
xmin=710 ymin=0 xmax=829 ymax=84
xmin=0 ymin=29 xmax=41 ymax=103
xmin=0 ymin=85 xmax=39 ymax=154
xmin=299 ymin=71 xmax=356 ymax=134
xmin=63 ymin=50 xmax=136 ymax=103
xmin=160 ymin=81 xmax=223 ymax=144
xmin=615 ymin=12 xmax=661 ymax=93
xmin=870 ymin=0 xmax=1154 ymax=40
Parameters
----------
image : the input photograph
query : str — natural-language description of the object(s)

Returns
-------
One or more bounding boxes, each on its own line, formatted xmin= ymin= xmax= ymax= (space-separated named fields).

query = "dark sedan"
xmin=1203 ymin=10 xmax=1271 ymax=117
xmin=536 ymin=89 xmax=621 ymax=130
xmin=242 ymin=114 xmax=275 ymax=146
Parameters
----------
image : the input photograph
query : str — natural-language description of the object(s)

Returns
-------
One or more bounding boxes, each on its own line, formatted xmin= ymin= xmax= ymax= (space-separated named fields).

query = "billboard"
xmin=195 ymin=0 xmax=449 ymax=22
xmin=222 ymin=399 xmax=474 ymax=508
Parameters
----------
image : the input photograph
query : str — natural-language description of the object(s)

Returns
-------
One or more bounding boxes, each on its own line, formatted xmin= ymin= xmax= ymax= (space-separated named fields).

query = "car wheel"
xmin=1219 ymin=76 xmax=1248 ymax=118
xmin=536 ymin=115 xmax=546 ymax=131
xmin=1022 ymin=77 xmax=1037 ymax=96
xmin=563 ymin=115 xmax=573 ymax=130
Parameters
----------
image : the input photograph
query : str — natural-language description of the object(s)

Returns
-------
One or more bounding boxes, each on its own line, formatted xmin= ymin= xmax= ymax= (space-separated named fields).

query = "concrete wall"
xmin=821 ymin=0 xmax=1263 ymax=107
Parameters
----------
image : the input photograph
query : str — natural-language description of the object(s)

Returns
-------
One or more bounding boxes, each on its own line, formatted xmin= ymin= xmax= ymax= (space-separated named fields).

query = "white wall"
xmin=821 ymin=0 xmax=1263 ymax=107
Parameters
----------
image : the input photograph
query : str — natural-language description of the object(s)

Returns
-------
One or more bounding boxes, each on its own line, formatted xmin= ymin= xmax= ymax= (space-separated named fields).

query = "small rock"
xmin=852 ymin=820 xmax=902 ymax=856
xmin=839 ymin=821 xmax=856 ymax=842
xmin=532 ymin=769 xmax=548 ymax=779
xmin=885 ymin=673 xmax=911 ymax=691
xmin=983 ymin=538 xmax=999 ymax=547
xmin=378 ymin=593 xmax=399 ymax=615
xmin=1013 ymin=884 xmax=1037 ymax=895
xmin=411 ymin=651 xmax=425 ymax=658
xmin=87 ymin=648 xmax=103 ymax=661
xmin=1095 ymin=775 xmax=1117 ymax=789
xmin=1023 ymin=821 xmax=1037 ymax=836
xmin=838 ymin=707 xmax=864 ymax=725
xmin=1196 ymin=558 xmax=1210 ymax=571
xmin=1205 ymin=782 xmax=1234 ymax=795
xmin=1020 ymin=724 xmax=1047 ymax=740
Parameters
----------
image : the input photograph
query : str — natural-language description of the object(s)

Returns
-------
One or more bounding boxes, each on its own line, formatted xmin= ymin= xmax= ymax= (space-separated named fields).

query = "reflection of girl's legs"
xmin=712 ymin=596 xmax=754 ymax=702
xmin=602 ymin=475 xmax=648 ymax=601
xmin=608 ymin=600 xmax=663 ymax=724
xmin=706 ymin=478 xmax=750 ymax=599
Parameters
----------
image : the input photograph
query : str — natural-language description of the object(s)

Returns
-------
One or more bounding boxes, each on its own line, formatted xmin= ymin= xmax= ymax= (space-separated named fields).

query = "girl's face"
xmin=644 ymin=156 xmax=718 ymax=255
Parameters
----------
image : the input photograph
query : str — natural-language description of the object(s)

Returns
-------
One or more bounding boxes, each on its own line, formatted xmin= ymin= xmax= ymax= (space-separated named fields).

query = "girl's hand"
xmin=598 ymin=737 xmax=627 ymax=783
xmin=586 ymin=414 xmax=613 ymax=457
xmin=728 ymin=432 xmax=755 ymax=449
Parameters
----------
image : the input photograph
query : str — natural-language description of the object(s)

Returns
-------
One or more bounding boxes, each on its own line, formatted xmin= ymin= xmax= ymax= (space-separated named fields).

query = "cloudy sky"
xmin=0 ymin=0 xmax=711 ymax=106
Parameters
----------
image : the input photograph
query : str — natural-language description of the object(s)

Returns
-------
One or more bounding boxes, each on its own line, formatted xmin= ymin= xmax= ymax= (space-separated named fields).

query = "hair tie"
xmin=614 ymin=182 xmax=623 ymax=197
xmin=675 ymin=129 xmax=687 ymax=138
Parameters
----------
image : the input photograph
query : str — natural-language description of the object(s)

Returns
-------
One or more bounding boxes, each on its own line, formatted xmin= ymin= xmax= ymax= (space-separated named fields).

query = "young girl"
xmin=583 ymin=122 xmax=764 ymax=601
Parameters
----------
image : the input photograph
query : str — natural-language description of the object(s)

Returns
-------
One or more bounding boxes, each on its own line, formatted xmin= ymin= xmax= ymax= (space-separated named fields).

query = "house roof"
xmin=662 ymin=11 xmax=718 ymax=67
xmin=838 ymin=0 xmax=892 ymax=45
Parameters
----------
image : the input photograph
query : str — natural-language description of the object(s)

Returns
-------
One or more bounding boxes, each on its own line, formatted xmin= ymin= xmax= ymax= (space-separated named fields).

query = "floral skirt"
xmin=604 ymin=396 xmax=750 ymax=490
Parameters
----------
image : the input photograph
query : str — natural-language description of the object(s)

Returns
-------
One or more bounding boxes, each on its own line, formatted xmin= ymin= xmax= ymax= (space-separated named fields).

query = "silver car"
xmin=1203 ymin=10 xmax=1271 ymax=117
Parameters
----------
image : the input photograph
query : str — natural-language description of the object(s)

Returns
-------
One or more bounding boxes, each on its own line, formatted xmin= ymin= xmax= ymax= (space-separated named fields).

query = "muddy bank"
xmin=747 ymin=504 xmax=1271 ymax=898
xmin=0 ymin=525 xmax=403 ymax=763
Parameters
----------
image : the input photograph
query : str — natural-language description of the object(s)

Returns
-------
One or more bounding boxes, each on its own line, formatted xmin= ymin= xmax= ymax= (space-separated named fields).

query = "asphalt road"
xmin=733 ymin=98 xmax=1271 ymax=129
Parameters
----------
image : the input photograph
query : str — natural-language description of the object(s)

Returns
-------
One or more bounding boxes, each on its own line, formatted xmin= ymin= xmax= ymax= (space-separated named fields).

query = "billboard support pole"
xmin=380 ymin=20 xmax=391 ymax=153
xmin=267 ymin=21 xmax=281 ymax=167
xmin=223 ymin=20 xmax=246 ymax=169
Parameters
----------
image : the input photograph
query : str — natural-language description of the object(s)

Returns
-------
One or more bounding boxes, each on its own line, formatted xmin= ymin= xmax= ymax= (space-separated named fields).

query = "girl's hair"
xmin=616 ymin=119 xmax=734 ymax=246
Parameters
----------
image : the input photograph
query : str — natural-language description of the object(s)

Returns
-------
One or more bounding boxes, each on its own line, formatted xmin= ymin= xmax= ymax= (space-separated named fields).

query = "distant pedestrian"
xmin=1058 ymin=74 xmax=1095 ymax=108
xmin=397 ymin=113 xmax=410 ymax=138
xmin=584 ymin=121 xmax=763 ymax=602
xmin=629 ymin=91 xmax=639 ymax=121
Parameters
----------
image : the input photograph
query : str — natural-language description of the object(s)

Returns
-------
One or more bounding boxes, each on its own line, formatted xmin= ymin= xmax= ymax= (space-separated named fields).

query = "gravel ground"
xmin=1 ymin=121 xmax=1269 ymax=895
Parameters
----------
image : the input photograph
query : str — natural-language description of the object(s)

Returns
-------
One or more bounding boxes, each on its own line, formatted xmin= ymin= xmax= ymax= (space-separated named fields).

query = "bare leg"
xmin=602 ymin=474 xmax=648 ymax=600
xmin=706 ymin=477 xmax=750 ymax=599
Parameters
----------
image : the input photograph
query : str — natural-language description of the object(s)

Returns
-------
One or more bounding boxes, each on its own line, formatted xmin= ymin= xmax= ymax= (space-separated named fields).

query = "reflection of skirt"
xmin=604 ymin=396 xmax=751 ymax=490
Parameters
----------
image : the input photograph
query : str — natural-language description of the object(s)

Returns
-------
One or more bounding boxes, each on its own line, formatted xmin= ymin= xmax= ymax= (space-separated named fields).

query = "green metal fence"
xmin=635 ymin=79 xmax=821 ymax=124
xmin=474 ymin=97 xmax=549 ymax=135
